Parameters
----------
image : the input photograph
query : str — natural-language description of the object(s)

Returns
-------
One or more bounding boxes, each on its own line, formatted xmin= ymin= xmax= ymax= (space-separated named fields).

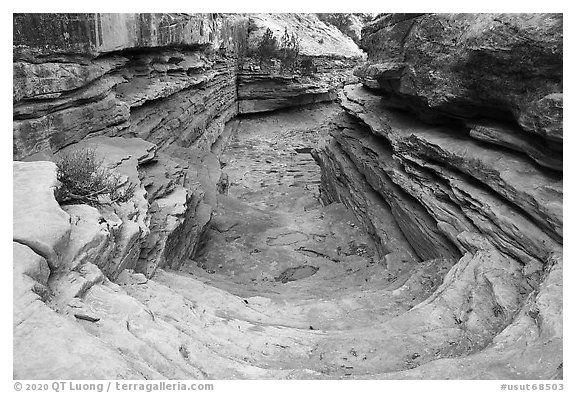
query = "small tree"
xmin=55 ymin=148 xmax=136 ymax=206
xmin=256 ymin=28 xmax=278 ymax=68
xmin=235 ymin=20 xmax=250 ymax=68
xmin=279 ymin=27 xmax=300 ymax=73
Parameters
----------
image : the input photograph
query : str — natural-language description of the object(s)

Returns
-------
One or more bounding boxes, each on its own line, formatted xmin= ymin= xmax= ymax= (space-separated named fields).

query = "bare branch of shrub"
xmin=55 ymin=148 xmax=136 ymax=207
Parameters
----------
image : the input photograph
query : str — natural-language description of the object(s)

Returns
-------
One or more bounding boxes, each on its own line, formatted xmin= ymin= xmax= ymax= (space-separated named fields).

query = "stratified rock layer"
xmin=13 ymin=13 xmax=362 ymax=160
xmin=12 ymin=13 xmax=370 ymax=380
xmin=13 ymin=13 xmax=242 ymax=160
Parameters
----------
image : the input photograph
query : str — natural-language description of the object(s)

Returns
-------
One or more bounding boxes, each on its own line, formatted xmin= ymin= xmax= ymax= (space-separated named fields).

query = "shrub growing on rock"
xmin=256 ymin=28 xmax=278 ymax=68
xmin=55 ymin=148 xmax=136 ymax=206
xmin=279 ymin=27 xmax=300 ymax=72
xmin=316 ymin=13 xmax=374 ymax=45
xmin=254 ymin=27 xmax=301 ymax=73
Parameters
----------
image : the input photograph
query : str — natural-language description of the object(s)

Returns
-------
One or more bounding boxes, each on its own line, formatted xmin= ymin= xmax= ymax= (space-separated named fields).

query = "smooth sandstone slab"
xmin=13 ymin=242 xmax=50 ymax=286
xmin=13 ymin=161 xmax=70 ymax=268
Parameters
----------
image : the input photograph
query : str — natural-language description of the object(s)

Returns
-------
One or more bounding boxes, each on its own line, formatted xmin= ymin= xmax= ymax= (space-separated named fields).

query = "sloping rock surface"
xmin=13 ymin=161 xmax=71 ymax=268
xmin=13 ymin=100 xmax=562 ymax=379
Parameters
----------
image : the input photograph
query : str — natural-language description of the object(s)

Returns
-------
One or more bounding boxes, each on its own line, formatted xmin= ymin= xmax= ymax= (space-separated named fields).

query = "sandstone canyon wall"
xmin=313 ymin=13 xmax=562 ymax=377
xmin=237 ymin=13 xmax=363 ymax=113
xmin=14 ymin=13 xmax=243 ymax=283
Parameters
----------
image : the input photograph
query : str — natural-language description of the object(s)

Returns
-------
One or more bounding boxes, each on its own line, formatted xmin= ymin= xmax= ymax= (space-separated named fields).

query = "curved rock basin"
xmin=124 ymin=103 xmax=561 ymax=379
xmin=13 ymin=102 xmax=562 ymax=380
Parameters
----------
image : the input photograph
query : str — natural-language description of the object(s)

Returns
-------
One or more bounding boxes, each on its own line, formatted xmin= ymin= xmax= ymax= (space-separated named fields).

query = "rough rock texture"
xmin=13 ymin=13 xmax=363 ymax=159
xmin=13 ymin=162 xmax=164 ymax=379
xmin=316 ymin=13 xmax=375 ymax=45
xmin=52 ymin=136 xmax=222 ymax=280
xmin=13 ymin=154 xmax=226 ymax=378
xmin=355 ymin=13 xmax=562 ymax=170
xmin=13 ymin=13 xmax=239 ymax=60
xmin=13 ymin=13 xmax=244 ymax=160
xmin=313 ymin=115 xmax=462 ymax=262
xmin=237 ymin=14 xmax=364 ymax=114
xmin=12 ymin=13 xmax=251 ymax=281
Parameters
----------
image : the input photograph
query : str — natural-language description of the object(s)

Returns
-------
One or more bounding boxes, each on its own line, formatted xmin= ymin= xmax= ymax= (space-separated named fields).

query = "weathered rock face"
xmin=12 ymin=11 xmax=364 ymax=282
xmin=237 ymin=13 xmax=364 ymax=114
xmin=12 ymin=143 xmax=230 ymax=378
xmin=316 ymin=13 xmax=375 ymax=45
xmin=13 ymin=13 xmax=363 ymax=159
xmin=313 ymin=13 xmax=562 ymax=378
xmin=13 ymin=161 xmax=162 ymax=379
xmin=13 ymin=161 xmax=71 ymax=269
xmin=12 ymin=13 xmax=366 ymax=380
xmin=355 ymin=13 xmax=563 ymax=170
xmin=13 ymin=13 xmax=243 ymax=160
xmin=13 ymin=13 xmax=238 ymax=60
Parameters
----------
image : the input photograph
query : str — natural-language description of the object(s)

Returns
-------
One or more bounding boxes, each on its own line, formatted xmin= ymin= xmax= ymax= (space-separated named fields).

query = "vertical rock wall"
xmin=13 ymin=13 xmax=249 ymax=279
xmin=13 ymin=13 xmax=244 ymax=160
xmin=12 ymin=13 xmax=563 ymax=379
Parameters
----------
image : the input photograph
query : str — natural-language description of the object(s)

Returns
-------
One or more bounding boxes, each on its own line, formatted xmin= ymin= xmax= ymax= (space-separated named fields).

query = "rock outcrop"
xmin=355 ymin=13 xmax=562 ymax=170
xmin=237 ymin=13 xmax=364 ymax=114
xmin=12 ymin=12 xmax=363 ymax=278
xmin=12 ymin=12 xmax=368 ymax=379
xmin=13 ymin=13 xmax=362 ymax=160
